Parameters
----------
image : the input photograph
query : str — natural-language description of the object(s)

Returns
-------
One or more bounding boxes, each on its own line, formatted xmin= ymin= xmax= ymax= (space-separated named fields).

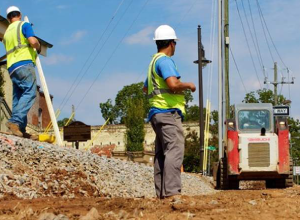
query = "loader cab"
xmin=235 ymin=103 xmax=274 ymax=134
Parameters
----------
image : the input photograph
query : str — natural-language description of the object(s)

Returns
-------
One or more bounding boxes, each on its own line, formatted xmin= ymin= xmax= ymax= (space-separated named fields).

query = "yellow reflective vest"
xmin=3 ymin=21 xmax=37 ymax=69
xmin=147 ymin=53 xmax=186 ymax=116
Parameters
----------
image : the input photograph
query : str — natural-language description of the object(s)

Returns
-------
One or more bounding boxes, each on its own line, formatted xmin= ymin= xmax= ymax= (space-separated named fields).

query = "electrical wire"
xmin=247 ymin=0 xmax=265 ymax=74
xmin=58 ymin=0 xmax=126 ymax=112
xmin=234 ymin=0 xmax=262 ymax=89
xmin=230 ymin=47 xmax=248 ymax=94
xmin=240 ymin=0 xmax=263 ymax=71
xmin=135 ymin=0 xmax=201 ymax=85
xmin=256 ymin=0 xmax=288 ymax=69
xmin=75 ymin=0 xmax=151 ymax=110
xmin=208 ymin=0 xmax=217 ymax=100
xmin=255 ymin=0 xmax=275 ymax=64
xmin=175 ymin=0 xmax=199 ymax=29
xmin=60 ymin=0 xmax=133 ymax=112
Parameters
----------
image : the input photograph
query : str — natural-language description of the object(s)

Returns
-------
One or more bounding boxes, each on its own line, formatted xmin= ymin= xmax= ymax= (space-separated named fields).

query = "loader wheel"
xmin=216 ymin=158 xmax=229 ymax=190
xmin=266 ymin=158 xmax=294 ymax=188
xmin=285 ymin=158 xmax=293 ymax=188
xmin=228 ymin=175 xmax=240 ymax=190
xmin=266 ymin=179 xmax=285 ymax=188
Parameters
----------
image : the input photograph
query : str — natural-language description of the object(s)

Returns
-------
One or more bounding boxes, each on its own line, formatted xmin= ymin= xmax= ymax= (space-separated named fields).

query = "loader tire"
xmin=285 ymin=157 xmax=293 ymax=188
xmin=216 ymin=158 xmax=229 ymax=190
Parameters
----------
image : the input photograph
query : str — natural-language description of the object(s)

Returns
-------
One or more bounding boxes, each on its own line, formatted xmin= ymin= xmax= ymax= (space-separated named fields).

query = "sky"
xmin=0 ymin=0 xmax=299 ymax=125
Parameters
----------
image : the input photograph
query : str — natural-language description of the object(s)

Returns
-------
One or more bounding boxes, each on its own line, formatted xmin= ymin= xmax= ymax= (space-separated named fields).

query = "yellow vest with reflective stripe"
xmin=3 ymin=21 xmax=37 ymax=69
xmin=147 ymin=53 xmax=186 ymax=116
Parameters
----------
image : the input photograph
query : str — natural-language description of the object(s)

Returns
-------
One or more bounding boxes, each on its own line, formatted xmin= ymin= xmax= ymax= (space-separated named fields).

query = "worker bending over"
xmin=143 ymin=25 xmax=196 ymax=199
xmin=3 ymin=6 xmax=41 ymax=139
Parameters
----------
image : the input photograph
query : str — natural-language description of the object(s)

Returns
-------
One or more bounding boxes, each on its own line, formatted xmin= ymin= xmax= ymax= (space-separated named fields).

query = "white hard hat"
xmin=7 ymin=6 xmax=21 ymax=16
xmin=153 ymin=25 xmax=178 ymax=41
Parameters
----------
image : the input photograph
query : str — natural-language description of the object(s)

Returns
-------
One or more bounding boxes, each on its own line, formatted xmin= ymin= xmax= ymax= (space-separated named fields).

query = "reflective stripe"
xmin=149 ymin=54 xmax=183 ymax=98
xmin=148 ymin=88 xmax=172 ymax=99
xmin=151 ymin=54 xmax=163 ymax=89
xmin=148 ymin=89 xmax=184 ymax=99
xmin=17 ymin=21 xmax=22 ymax=45
xmin=6 ymin=44 xmax=29 ymax=55
xmin=6 ymin=21 xmax=30 ymax=55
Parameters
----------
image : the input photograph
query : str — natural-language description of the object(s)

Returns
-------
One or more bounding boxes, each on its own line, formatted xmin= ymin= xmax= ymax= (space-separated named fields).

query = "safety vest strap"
xmin=148 ymin=53 xmax=184 ymax=99
xmin=150 ymin=54 xmax=163 ymax=90
xmin=6 ymin=21 xmax=30 ymax=55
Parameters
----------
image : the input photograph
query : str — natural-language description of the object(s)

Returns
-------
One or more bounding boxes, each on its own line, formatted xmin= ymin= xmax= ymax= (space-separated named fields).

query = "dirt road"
xmin=1 ymin=185 xmax=300 ymax=220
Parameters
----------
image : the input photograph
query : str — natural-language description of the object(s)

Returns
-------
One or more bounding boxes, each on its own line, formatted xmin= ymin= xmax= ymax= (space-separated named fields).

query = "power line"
xmin=208 ymin=0 xmax=217 ymax=100
xmin=135 ymin=0 xmax=201 ymax=85
xmin=240 ymin=0 xmax=263 ymax=71
xmin=58 ymin=0 xmax=126 ymax=112
xmin=255 ymin=0 xmax=275 ymax=64
xmin=247 ymin=0 xmax=265 ymax=72
xmin=234 ymin=0 xmax=262 ymax=89
xmin=230 ymin=47 xmax=248 ymax=94
xmin=256 ymin=0 xmax=288 ymax=69
xmin=76 ymin=0 xmax=151 ymax=110
xmin=60 ymin=0 xmax=133 ymax=112
xmin=175 ymin=0 xmax=199 ymax=29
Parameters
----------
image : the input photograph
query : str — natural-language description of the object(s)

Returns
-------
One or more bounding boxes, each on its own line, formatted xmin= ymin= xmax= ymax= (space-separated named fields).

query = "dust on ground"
xmin=1 ymin=185 xmax=300 ymax=220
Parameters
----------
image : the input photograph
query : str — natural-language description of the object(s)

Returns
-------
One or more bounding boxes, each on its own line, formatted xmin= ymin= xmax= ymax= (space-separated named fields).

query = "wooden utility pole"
xmin=197 ymin=25 xmax=204 ymax=172
xmin=264 ymin=62 xmax=294 ymax=105
xmin=274 ymin=62 xmax=278 ymax=105
xmin=224 ymin=0 xmax=230 ymax=119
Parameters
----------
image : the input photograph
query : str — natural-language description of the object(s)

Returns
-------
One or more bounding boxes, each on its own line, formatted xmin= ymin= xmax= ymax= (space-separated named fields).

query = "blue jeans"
xmin=9 ymin=63 xmax=37 ymax=133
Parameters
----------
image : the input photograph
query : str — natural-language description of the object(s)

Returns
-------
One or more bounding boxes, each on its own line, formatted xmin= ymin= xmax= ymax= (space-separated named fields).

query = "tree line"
xmin=99 ymin=82 xmax=300 ymax=172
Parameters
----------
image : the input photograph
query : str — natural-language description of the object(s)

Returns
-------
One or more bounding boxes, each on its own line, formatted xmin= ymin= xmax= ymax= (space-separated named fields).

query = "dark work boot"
xmin=23 ymin=132 xmax=39 ymax=140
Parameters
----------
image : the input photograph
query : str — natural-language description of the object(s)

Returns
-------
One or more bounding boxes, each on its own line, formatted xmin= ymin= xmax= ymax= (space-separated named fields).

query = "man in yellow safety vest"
xmin=143 ymin=25 xmax=196 ymax=199
xmin=3 ymin=6 xmax=41 ymax=138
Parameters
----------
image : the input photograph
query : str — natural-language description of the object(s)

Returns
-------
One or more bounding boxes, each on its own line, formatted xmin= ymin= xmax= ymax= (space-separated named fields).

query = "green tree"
xmin=99 ymin=99 xmax=117 ymax=124
xmin=100 ymin=82 xmax=149 ymax=124
xmin=185 ymin=105 xmax=200 ymax=122
xmin=243 ymin=88 xmax=286 ymax=105
xmin=124 ymin=99 xmax=145 ymax=152
xmin=57 ymin=118 xmax=70 ymax=127
xmin=115 ymin=82 xmax=149 ymax=123
xmin=183 ymin=130 xmax=201 ymax=172
xmin=184 ymin=90 xmax=193 ymax=107
xmin=100 ymin=82 xmax=195 ymax=124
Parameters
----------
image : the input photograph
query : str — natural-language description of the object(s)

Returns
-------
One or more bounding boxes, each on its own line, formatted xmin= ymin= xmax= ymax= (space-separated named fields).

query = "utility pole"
xmin=218 ymin=0 xmax=229 ymax=159
xmin=197 ymin=25 xmax=204 ymax=172
xmin=264 ymin=62 xmax=295 ymax=105
xmin=218 ymin=0 xmax=223 ymax=159
xmin=194 ymin=26 xmax=211 ymax=173
xmin=274 ymin=62 xmax=278 ymax=105
xmin=224 ymin=0 xmax=230 ymax=119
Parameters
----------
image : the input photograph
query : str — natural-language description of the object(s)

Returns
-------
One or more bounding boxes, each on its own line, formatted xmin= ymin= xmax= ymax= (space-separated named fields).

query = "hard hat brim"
xmin=153 ymin=38 xmax=179 ymax=41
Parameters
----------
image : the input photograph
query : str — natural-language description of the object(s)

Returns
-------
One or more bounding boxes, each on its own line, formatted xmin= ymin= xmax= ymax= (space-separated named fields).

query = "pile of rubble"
xmin=0 ymin=133 xmax=215 ymax=199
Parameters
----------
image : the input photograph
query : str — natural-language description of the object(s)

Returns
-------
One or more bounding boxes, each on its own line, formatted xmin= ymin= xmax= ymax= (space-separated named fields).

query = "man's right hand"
xmin=189 ymin=83 xmax=196 ymax=92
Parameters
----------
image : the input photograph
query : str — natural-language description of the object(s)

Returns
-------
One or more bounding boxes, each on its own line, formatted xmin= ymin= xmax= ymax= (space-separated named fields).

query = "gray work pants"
xmin=150 ymin=111 xmax=184 ymax=198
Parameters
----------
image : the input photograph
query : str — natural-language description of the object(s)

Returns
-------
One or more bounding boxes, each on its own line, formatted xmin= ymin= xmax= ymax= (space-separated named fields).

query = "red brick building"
xmin=27 ymin=85 xmax=53 ymax=129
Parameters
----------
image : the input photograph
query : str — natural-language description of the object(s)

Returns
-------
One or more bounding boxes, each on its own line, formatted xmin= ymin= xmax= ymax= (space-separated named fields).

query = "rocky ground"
xmin=1 ymin=133 xmax=300 ymax=220
xmin=0 ymin=133 xmax=214 ymax=199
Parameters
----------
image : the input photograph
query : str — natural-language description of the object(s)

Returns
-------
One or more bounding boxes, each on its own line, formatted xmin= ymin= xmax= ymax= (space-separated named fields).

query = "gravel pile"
xmin=0 ymin=133 xmax=215 ymax=199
